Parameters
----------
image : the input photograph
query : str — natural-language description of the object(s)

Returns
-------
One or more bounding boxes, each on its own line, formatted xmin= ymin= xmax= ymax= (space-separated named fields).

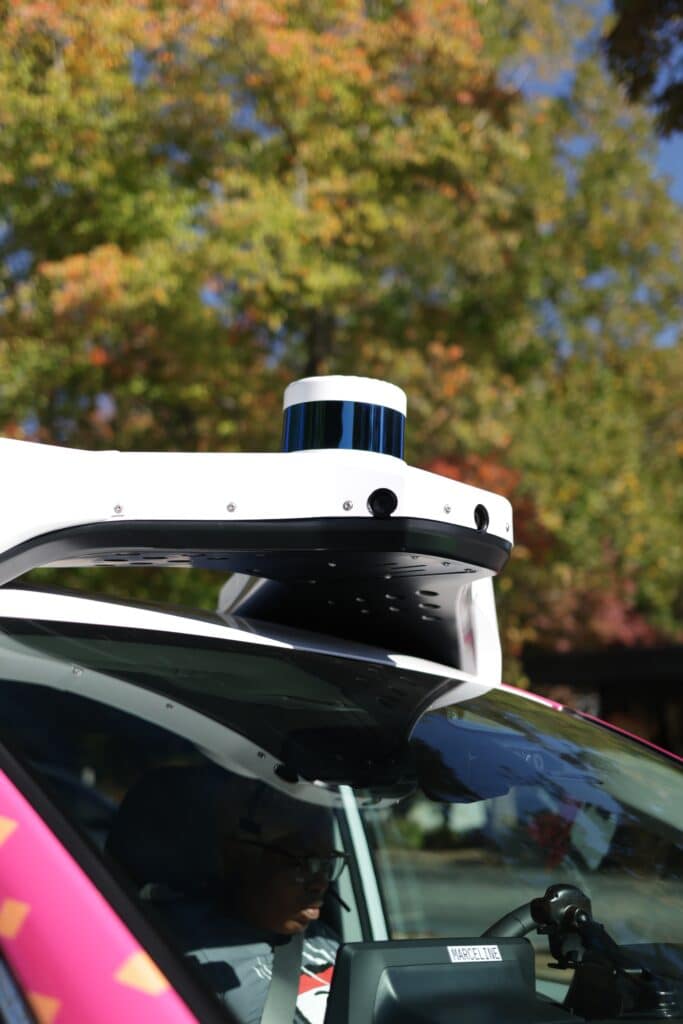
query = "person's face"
xmin=231 ymin=826 xmax=337 ymax=935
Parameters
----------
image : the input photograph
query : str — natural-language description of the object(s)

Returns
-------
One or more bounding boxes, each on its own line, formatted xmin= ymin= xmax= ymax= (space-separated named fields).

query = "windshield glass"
xmin=1 ymin=614 xmax=682 ymax=1015
xmin=1 ymin=615 xmax=453 ymax=790
xmin=363 ymin=688 xmax=683 ymax=992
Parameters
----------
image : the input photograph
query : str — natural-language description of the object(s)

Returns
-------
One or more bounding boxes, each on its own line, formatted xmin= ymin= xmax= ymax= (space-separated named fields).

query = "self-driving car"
xmin=0 ymin=376 xmax=681 ymax=1024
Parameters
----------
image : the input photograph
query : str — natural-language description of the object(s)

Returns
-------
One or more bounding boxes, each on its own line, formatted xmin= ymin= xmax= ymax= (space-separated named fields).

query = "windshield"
xmin=0 ymin=614 xmax=456 ymax=791
xmin=363 ymin=689 xmax=683 ymax=994
xmin=1 ymin=614 xmax=682 ymax=1016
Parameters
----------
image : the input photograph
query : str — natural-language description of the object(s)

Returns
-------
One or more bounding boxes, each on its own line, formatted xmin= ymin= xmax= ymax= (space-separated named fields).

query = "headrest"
xmin=105 ymin=764 xmax=226 ymax=891
xmin=105 ymin=763 xmax=336 ymax=893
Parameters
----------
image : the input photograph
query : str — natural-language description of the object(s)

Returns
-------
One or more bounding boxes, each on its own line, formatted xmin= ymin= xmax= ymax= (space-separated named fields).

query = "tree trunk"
xmin=304 ymin=310 xmax=336 ymax=377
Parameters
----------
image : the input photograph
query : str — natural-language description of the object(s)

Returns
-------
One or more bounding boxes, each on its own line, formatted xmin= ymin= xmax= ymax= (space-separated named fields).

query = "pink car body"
xmin=0 ymin=769 xmax=197 ymax=1024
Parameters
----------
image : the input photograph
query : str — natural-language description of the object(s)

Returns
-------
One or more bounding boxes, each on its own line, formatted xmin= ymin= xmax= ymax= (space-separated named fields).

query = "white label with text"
xmin=447 ymin=945 xmax=502 ymax=964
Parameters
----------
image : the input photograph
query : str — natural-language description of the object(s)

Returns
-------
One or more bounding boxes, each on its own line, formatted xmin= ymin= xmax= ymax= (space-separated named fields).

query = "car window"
xmin=361 ymin=688 xmax=683 ymax=994
xmin=1 ymin=615 xmax=446 ymax=791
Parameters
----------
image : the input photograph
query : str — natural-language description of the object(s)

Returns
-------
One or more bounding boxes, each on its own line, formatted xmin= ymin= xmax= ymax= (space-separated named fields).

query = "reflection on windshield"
xmin=364 ymin=689 xmax=683 ymax=954
xmin=0 ymin=617 xmax=446 ymax=789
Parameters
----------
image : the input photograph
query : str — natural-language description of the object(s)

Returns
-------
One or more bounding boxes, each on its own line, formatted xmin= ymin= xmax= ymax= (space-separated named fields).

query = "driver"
xmin=108 ymin=767 xmax=343 ymax=1024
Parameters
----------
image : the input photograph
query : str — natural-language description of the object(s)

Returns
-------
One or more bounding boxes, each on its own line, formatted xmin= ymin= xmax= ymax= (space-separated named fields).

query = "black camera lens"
xmin=474 ymin=504 xmax=489 ymax=532
xmin=367 ymin=488 xmax=398 ymax=519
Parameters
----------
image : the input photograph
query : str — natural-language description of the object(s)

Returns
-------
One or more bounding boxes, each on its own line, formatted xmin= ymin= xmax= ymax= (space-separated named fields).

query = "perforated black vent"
xmin=0 ymin=517 xmax=511 ymax=666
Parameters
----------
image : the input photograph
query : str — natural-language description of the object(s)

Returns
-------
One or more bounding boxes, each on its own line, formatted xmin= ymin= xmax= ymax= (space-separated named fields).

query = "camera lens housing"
xmin=367 ymin=488 xmax=398 ymax=519
xmin=474 ymin=504 xmax=489 ymax=532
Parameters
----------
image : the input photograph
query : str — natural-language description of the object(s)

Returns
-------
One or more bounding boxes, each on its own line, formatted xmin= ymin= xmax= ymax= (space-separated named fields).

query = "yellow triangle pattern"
xmin=0 ymin=816 xmax=17 ymax=847
xmin=0 ymin=898 xmax=30 ymax=939
xmin=27 ymin=993 xmax=61 ymax=1024
xmin=115 ymin=951 xmax=170 ymax=996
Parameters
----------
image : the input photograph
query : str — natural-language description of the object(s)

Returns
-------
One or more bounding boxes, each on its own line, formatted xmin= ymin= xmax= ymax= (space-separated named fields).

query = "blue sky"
xmin=656 ymin=136 xmax=683 ymax=204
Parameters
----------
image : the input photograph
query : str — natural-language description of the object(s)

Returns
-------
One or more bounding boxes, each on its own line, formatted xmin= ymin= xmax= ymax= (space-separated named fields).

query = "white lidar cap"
xmin=283 ymin=376 xmax=407 ymax=416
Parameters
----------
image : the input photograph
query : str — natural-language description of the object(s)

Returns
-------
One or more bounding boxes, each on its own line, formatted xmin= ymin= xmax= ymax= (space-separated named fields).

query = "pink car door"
xmin=0 ymin=764 xmax=226 ymax=1024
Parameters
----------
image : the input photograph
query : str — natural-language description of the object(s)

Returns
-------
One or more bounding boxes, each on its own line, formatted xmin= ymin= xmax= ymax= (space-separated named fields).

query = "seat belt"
xmin=261 ymin=931 xmax=305 ymax=1024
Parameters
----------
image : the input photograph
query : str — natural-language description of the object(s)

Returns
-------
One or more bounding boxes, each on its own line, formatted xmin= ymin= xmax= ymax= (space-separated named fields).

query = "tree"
xmin=604 ymin=1 xmax=683 ymax=136
xmin=500 ymin=344 xmax=683 ymax=657
xmin=0 ymin=0 xmax=532 ymax=456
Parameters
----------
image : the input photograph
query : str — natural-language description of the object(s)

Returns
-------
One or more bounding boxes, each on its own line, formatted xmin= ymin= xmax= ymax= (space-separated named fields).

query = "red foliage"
xmin=533 ymin=579 xmax=661 ymax=653
xmin=425 ymin=455 xmax=554 ymax=558
xmin=527 ymin=811 xmax=573 ymax=869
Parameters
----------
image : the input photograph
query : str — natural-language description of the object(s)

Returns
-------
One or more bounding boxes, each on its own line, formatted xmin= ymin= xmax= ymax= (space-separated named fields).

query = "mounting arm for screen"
xmin=484 ymin=884 xmax=682 ymax=1019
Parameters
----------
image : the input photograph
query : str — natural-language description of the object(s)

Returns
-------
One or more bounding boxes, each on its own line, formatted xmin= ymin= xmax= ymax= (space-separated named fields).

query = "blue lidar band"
xmin=282 ymin=401 xmax=405 ymax=458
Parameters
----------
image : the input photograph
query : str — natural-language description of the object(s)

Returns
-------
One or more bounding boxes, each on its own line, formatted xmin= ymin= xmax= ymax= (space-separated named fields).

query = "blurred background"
xmin=0 ymin=1 xmax=681 ymax=743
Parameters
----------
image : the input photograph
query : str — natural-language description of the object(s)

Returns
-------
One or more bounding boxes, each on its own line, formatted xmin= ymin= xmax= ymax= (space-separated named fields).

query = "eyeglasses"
xmin=236 ymin=839 xmax=349 ymax=882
